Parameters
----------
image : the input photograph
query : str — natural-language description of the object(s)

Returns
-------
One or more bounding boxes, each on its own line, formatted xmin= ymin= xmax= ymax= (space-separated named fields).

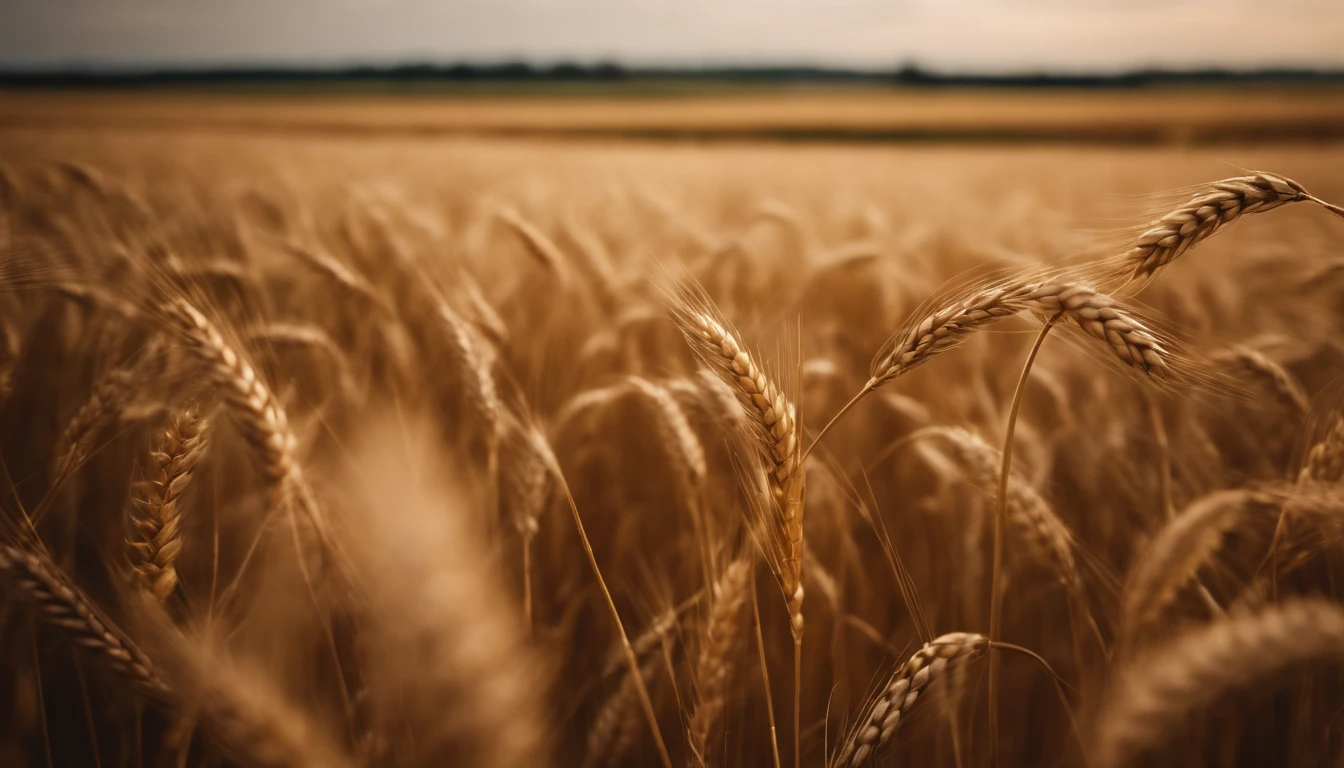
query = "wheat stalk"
xmin=127 ymin=406 xmax=210 ymax=603
xmin=165 ymin=299 xmax=296 ymax=488
xmin=1121 ymin=488 xmax=1283 ymax=645
xmin=833 ymin=632 xmax=988 ymax=767
xmin=514 ymin=411 xmax=672 ymax=766
xmin=1212 ymin=346 xmax=1309 ymax=418
xmin=0 ymin=544 xmax=167 ymax=698
xmin=1111 ymin=173 xmax=1344 ymax=287
xmin=246 ymin=322 xmax=360 ymax=402
xmin=163 ymin=298 xmax=333 ymax=549
xmin=280 ymin=239 xmax=388 ymax=309
xmin=672 ymin=308 xmax=805 ymax=636
xmin=1096 ymin=597 xmax=1344 ymax=767
xmin=54 ymin=366 xmax=136 ymax=475
xmin=870 ymin=280 xmax=1171 ymax=391
xmin=628 ymin=376 xmax=708 ymax=506
xmin=688 ymin=557 xmax=752 ymax=764
xmin=671 ymin=299 xmax=807 ymax=768
xmin=497 ymin=205 xmax=567 ymax=278
xmin=441 ymin=303 xmax=502 ymax=443
xmin=917 ymin=426 xmax=1078 ymax=589
xmin=1300 ymin=412 xmax=1344 ymax=483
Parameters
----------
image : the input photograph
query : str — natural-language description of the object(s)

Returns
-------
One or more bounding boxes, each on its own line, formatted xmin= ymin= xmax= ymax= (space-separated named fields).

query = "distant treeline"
xmin=3 ymin=62 xmax=1343 ymax=89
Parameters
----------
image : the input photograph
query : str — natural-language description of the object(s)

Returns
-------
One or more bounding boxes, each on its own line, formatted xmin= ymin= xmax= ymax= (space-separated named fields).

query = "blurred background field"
xmin=4 ymin=85 xmax=1344 ymax=144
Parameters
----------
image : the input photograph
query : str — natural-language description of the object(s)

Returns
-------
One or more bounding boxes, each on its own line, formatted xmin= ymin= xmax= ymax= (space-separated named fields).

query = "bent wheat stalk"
xmin=496 ymin=205 xmax=568 ymax=279
xmin=0 ymin=544 xmax=167 ymax=698
xmin=627 ymin=376 xmax=713 ymax=585
xmin=1109 ymin=172 xmax=1344 ymax=288
xmin=833 ymin=632 xmax=988 ymax=767
xmin=1095 ymin=597 xmax=1344 ymax=767
xmin=805 ymin=280 xmax=1175 ymax=460
xmin=163 ymin=298 xmax=332 ymax=555
xmin=54 ymin=366 xmax=136 ymax=476
xmin=1212 ymin=347 xmax=1308 ymax=419
xmin=916 ymin=425 xmax=1077 ymax=589
xmin=1119 ymin=487 xmax=1344 ymax=648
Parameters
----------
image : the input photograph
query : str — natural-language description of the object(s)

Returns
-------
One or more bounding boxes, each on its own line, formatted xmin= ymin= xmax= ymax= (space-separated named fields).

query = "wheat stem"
xmin=752 ymin=566 xmax=782 ymax=768
xmin=989 ymin=312 xmax=1061 ymax=767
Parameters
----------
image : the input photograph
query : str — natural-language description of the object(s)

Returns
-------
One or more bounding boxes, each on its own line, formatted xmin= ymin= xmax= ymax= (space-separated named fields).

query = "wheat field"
xmin=2 ymin=115 xmax=1344 ymax=767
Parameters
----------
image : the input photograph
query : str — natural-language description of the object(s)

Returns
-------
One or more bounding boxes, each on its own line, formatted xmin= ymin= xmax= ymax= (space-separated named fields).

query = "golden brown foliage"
xmin=2 ymin=114 xmax=1344 ymax=767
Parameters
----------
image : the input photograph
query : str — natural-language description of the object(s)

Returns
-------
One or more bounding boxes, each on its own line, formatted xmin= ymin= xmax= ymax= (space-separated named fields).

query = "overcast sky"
xmin=4 ymin=0 xmax=1342 ymax=71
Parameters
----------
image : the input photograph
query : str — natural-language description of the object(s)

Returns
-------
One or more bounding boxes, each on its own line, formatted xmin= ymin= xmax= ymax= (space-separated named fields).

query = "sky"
xmin=3 ymin=0 xmax=1343 ymax=72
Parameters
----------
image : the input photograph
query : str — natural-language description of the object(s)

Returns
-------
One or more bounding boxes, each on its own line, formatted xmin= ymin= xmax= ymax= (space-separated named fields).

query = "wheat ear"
xmin=441 ymin=303 xmax=503 ymax=535
xmin=163 ymin=298 xmax=330 ymax=544
xmin=833 ymin=632 xmax=988 ymax=767
xmin=671 ymin=303 xmax=806 ymax=768
xmin=1095 ymin=597 xmax=1344 ymax=767
xmin=688 ymin=558 xmax=752 ymax=764
xmin=628 ymin=377 xmax=708 ymax=493
xmin=811 ymin=275 xmax=1182 ymax=461
xmin=459 ymin=273 xmax=510 ymax=347
xmin=0 ymin=544 xmax=167 ymax=697
xmin=281 ymin=240 xmax=389 ymax=311
xmin=803 ymin=278 xmax=1177 ymax=469
xmin=1212 ymin=347 xmax=1308 ymax=418
xmin=1113 ymin=172 xmax=1343 ymax=286
xmin=165 ymin=299 xmax=295 ymax=487
xmin=54 ymin=366 xmax=136 ymax=475
xmin=1120 ymin=489 xmax=1283 ymax=646
xmin=627 ymin=376 xmax=712 ymax=573
xmin=128 ymin=406 xmax=210 ymax=603
xmin=497 ymin=205 xmax=567 ymax=277
xmin=1300 ymin=412 xmax=1344 ymax=483
xmin=441 ymin=303 xmax=502 ymax=444
xmin=871 ymin=281 xmax=1171 ymax=391
xmin=918 ymin=426 xmax=1078 ymax=589
xmin=673 ymin=309 xmax=805 ymax=635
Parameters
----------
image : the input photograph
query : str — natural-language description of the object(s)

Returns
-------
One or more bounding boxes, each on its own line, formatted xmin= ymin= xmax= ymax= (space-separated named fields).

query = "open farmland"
xmin=4 ymin=86 xmax=1344 ymax=142
xmin=1 ymin=97 xmax=1344 ymax=767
